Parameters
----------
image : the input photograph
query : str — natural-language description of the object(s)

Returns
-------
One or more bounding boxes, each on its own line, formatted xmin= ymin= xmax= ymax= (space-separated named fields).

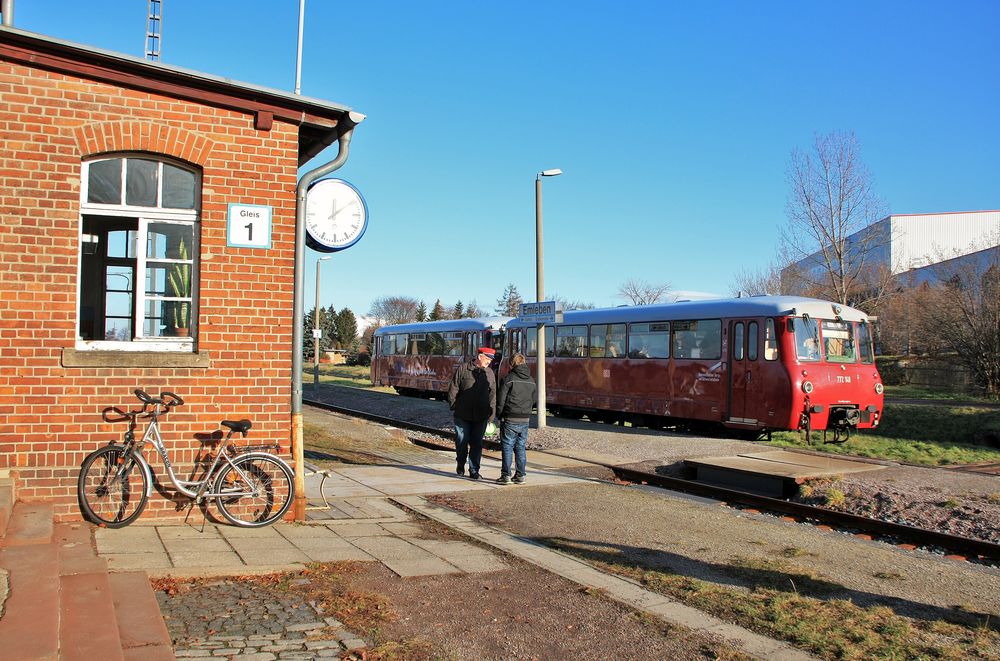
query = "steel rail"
xmin=304 ymin=398 xmax=1000 ymax=561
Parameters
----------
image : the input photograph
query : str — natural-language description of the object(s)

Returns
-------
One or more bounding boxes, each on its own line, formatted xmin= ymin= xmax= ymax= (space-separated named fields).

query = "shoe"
xmin=468 ymin=472 xmax=481 ymax=480
xmin=511 ymin=474 xmax=524 ymax=484
xmin=456 ymin=465 xmax=465 ymax=476
xmin=496 ymin=475 xmax=510 ymax=485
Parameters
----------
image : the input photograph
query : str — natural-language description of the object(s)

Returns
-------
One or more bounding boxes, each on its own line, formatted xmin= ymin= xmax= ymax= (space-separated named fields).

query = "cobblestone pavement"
xmin=158 ymin=578 xmax=367 ymax=659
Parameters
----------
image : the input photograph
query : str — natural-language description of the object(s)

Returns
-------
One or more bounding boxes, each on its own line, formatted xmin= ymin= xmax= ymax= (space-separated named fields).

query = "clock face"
xmin=304 ymin=178 xmax=368 ymax=252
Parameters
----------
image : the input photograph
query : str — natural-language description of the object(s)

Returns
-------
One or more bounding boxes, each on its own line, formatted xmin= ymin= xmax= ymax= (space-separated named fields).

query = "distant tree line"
xmin=303 ymin=305 xmax=364 ymax=365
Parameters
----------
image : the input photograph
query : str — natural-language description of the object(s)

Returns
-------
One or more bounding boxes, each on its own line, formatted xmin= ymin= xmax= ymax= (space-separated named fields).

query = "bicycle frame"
xmin=131 ymin=409 xmax=261 ymax=502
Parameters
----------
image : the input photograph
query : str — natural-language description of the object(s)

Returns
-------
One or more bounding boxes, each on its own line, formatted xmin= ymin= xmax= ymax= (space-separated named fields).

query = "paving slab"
xmin=349 ymin=535 xmax=435 ymax=562
xmin=95 ymin=526 xmax=165 ymax=554
xmin=297 ymin=542 xmax=376 ymax=563
xmin=103 ymin=551 xmax=174 ymax=571
xmin=230 ymin=545 xmax=311 ymax=566
xmin=381 ymin=556 xmax=462 ymax=577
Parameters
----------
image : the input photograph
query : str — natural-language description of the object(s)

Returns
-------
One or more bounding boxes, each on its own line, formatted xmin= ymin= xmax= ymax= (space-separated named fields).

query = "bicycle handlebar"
xmin=162 ymin=391 xmax=185 ymax=407
xmin=133 ymin=389 xmax=185 ymax=411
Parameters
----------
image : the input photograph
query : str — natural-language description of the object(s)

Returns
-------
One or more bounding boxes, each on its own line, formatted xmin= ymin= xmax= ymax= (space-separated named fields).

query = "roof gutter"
xmin=290 ymin=110 xmax=365 ymax=520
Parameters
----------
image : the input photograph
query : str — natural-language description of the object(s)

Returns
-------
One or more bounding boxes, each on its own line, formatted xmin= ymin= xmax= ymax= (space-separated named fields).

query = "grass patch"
xmin=542 ymin=543 xmax=998 ymax=660
xmin=885 ymin=384 xmax=993 ymax=403
xmin=769 ymin=404 xmax=1000 ymax=466
xmin=307 ymin=364 xmax=395 ymax=393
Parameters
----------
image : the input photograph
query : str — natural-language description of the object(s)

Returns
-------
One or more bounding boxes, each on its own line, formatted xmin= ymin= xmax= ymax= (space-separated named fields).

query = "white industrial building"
xmin=784 ymin=210 xmax=1000 ymax=289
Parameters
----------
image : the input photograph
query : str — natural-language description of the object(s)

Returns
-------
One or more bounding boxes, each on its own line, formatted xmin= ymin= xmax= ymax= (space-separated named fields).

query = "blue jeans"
xmin=454 ymin=417 xmax=488 ymax=475
xmin=500 ymin=421 xmax=529 ymax=478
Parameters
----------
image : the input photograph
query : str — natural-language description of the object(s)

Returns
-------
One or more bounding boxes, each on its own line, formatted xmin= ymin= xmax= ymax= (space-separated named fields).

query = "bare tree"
xmin=783 ymin=131 xmax=890 ymax=308
xmin=909 ymin=245 xmax=1000 ymax=398
xmin=368 ymin=295 xmax=419 ymax=326
xmin=617 ymin=277 xmax=672 ymax=305
xmin=729 ymin=262 xmax=784 ymax=297
xmin=550 ymin=293 xmax=595 ymax=311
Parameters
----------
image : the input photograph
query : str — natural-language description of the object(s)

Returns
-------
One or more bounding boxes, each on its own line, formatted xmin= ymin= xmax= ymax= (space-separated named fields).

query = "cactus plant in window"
xmin=167 ymin=237 xmax=191 ymax=335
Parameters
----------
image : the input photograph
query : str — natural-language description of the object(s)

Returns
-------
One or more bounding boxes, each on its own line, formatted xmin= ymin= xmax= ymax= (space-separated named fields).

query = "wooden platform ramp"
xmin=685 ymin=450 xmax=888 ymax=498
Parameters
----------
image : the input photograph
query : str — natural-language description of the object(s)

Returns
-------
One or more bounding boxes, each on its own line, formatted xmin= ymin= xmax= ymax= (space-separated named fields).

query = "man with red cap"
xmin=446 ymin=346 xmax=497 ymax=479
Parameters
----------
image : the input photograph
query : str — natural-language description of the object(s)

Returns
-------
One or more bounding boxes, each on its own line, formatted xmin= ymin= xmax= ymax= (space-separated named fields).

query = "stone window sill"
xmin=62 ymin=349 xmax=210 ymax=369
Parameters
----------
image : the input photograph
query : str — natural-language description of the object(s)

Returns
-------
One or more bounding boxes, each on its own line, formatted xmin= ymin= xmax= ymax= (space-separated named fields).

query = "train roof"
xmin=505 ymin=296 xmax=871 ymax=328
xmin=373 ymin=316 xmax=514 ymax=336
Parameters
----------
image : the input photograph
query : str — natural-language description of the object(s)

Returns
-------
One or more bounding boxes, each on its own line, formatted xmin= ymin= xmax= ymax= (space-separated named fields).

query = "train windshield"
xmin=821 ymin=321 xmax=857 ymax=363
xmin=858 ymin=322 xmax=875 ymax=364
xmin=792 ymin=317 xmax=821 ymax=361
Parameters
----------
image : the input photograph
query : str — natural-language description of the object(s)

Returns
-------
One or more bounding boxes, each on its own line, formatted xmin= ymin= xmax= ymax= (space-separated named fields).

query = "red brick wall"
xmin=0 ymin=60 xmax=300 ymax=521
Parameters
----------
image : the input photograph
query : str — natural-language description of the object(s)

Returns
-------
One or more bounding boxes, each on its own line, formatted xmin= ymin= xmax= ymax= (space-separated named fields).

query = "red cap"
xmin=478 ymin=347 xmax=496 ymax=356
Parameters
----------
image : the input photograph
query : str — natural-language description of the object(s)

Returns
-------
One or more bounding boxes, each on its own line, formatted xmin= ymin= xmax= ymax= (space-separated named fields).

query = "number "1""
xmin=245 ymin=222 xmax=253 ymax=241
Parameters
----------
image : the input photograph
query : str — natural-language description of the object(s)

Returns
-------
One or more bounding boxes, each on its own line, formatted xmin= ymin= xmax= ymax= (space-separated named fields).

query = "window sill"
xmin=62 ymin=348 xmax=210 ymax=369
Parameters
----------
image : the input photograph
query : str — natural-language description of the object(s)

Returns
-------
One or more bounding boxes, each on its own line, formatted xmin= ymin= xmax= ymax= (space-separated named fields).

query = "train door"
xmin=727 ymin=319 xmax=761 ymax=422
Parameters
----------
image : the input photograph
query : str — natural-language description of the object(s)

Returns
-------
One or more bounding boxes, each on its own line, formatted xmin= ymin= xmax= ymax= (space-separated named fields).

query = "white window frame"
xmin=76 ymin=155 xmax=200 ymax=352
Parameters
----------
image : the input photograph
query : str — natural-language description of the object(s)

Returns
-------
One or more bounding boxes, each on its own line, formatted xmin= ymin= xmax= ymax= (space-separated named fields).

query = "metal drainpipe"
xmin=291 ymin=111 xmax=364 ymax=520
xmin=1 ymin=0 xmax=14 ymax=27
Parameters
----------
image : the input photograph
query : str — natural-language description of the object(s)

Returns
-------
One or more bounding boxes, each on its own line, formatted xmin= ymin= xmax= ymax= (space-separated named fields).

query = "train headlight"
xmin=802 ymin=380 xmax=814 ymax=394
xmin=874 ymin=383 xmax=884 ymax=395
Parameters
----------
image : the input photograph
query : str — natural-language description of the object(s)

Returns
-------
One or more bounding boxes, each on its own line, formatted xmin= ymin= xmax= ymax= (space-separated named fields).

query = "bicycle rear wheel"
xmin=213 ymin=454 xmax=294 ymax=527
xmin=77 ymin=445 xmax=149 ymax=528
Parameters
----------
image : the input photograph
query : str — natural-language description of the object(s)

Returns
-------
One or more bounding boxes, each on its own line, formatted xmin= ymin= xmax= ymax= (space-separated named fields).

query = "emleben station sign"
xmin=519 ymin=301 xmax=564 ymax=324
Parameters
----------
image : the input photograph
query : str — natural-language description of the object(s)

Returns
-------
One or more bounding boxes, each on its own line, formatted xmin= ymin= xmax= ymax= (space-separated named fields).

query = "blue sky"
xmin=13 ymin=1 xmax=1000 ymax=318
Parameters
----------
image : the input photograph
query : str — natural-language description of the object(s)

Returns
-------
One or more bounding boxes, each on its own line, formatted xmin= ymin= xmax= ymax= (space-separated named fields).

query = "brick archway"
xmin=73 ymin=120 xmax=214 ymax=165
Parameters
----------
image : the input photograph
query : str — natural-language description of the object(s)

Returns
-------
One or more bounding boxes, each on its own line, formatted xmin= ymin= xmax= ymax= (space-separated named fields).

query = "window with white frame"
xmin=77 ymin=155 xmax=200 ymax=350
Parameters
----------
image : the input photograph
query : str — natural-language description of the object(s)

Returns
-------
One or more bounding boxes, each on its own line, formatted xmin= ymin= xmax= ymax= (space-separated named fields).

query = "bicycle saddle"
xmin=222 ymin=419 xmax=253 ymax=434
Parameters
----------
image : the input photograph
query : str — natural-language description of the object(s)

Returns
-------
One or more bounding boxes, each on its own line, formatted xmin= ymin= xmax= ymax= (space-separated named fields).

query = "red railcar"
xmin=370 ymin=317 xmax=511 ymax=397
xmin=502 ymin=296 xmax=883 ymax=440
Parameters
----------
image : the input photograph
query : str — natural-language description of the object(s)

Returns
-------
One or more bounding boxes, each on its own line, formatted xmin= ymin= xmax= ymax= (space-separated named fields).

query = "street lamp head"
xmin=318 ymin=255 xmax=332 ymax=262
xmin=538 ymin=168 xmax=563 ymax=178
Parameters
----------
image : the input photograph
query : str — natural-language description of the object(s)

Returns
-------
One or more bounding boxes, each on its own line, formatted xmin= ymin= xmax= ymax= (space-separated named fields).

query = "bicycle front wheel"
xmin=213 ymin=454 xmax=294 ymax=527
xmin=77 ymin=445 xmax=149 ymax=528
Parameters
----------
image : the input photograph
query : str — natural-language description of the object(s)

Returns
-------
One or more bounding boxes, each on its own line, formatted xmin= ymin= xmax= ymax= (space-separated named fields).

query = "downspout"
xmin=291 ymin=110 xmax=365 ymax=520
xmin=1 ymin=0 xmax=14 ymax=26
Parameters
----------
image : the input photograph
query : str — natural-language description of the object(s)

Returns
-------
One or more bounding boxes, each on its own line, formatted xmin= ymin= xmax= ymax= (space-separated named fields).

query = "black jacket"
xmin=447 ymin=359 xmax=496 ymax=422
xmin=497 ymin=364 xmax=537 ymax=423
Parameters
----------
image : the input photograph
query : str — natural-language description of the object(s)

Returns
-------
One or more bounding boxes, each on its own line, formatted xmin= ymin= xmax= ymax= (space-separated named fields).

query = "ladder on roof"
xmin=145 ymin=0 xmax=162 ymax=61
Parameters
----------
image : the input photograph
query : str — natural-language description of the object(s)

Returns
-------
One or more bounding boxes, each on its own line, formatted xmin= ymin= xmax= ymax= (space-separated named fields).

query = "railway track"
xmin=304 ymin=397 xmax=1000 ymax=563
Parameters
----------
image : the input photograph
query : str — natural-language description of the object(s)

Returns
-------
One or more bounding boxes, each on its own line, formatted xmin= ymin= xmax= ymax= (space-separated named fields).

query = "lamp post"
xmin=313 ymin=255 xmax=331 ymax=389
xmin=535 ymin=168 xmax=562 ymax=429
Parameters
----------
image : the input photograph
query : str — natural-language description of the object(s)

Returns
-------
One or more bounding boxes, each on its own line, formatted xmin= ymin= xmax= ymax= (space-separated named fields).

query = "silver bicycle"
xmin=77 ymin=389 xmax=295 ymax=528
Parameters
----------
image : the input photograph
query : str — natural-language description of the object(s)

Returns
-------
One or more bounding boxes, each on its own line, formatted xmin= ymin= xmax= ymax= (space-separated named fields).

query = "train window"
xmin=792 ymin=317 xmax=820 ymax=361
xmin=443 ymin=332 xmax=463 ymax=356
xmin=628 ymin=322 xmax=669 ymax=359
xmin=764 ymin=319 xmax=779 ymax=360
xmin=380 ymin=335 xmax=393 ymax=356
xmin=673 ymin=320 xmax=721 ymax=360
xmin=408 ymin=333 xmax=425 ymax=355
xmin=748 ymin=322 xmax=759 ymax=361
xmin=822 ymin=321 xmax=857 ymax=363
xmin=858 ymin=322 xmax=874 ymax=364
xmin=525 ymin=327 xmax=553 ymax=357
xmin=556 ymin=325 xmax=588 ymax=357
xmin=733 ymin=323 xmax=744 ymax=360
xmin=588 ymin=324 xmax=626 ymax=358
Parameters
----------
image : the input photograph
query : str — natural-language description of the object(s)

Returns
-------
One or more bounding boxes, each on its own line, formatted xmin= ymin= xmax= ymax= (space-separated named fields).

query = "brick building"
xmin=0 ymin=26 xmax=362 ymax=520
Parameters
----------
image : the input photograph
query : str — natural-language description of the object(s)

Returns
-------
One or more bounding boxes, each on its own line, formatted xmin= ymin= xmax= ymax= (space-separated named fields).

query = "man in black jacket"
xmin=495 ymin=352 xmax=537 ymax=484
xmin=446 ymin=346 xmax=496 ymax=480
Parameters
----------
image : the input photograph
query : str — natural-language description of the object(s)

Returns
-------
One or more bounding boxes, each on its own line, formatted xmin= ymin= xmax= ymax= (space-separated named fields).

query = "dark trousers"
xmin=454 ymin=417 xmax=488 ymax=475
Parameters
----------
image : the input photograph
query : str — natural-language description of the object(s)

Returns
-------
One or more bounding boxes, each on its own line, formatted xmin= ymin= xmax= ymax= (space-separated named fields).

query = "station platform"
xmin=685 ymin=449 xmax=888 ymax=498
